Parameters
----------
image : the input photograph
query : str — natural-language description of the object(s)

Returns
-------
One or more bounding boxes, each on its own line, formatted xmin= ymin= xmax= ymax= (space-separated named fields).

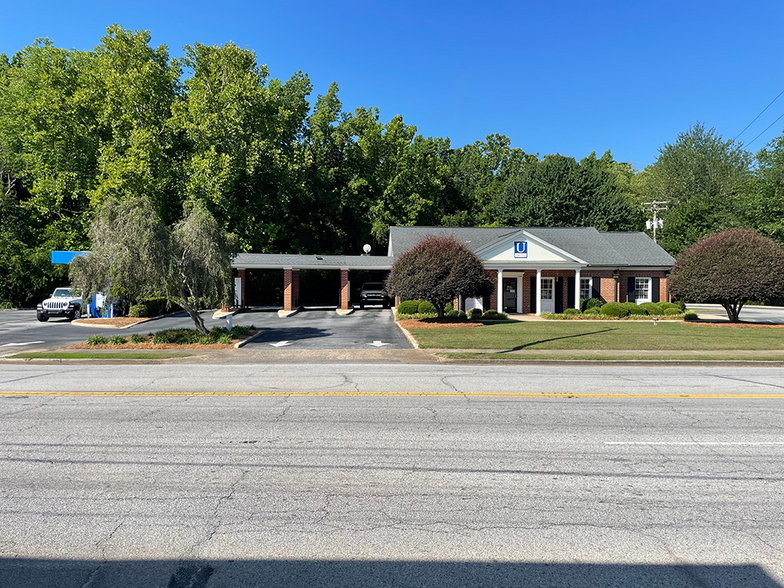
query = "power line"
xmin=734 ymin=88 xmax=784 ymax=140
xmin=744 ymin=111 xmax=784 ymax=148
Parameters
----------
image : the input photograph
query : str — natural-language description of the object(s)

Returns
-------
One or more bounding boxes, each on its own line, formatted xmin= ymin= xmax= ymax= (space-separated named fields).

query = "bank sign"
xmin=514 ymin=241 xmax=528 ymax=259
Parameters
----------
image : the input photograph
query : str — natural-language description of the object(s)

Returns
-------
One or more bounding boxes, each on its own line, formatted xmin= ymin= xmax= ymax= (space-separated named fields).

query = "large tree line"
xmin=1 ymin=25 xmax=783 ymax=307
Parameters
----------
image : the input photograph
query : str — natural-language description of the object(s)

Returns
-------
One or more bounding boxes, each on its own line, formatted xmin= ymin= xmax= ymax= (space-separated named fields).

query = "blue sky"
xmin=3 ymin=0 xmax=783 ymax=169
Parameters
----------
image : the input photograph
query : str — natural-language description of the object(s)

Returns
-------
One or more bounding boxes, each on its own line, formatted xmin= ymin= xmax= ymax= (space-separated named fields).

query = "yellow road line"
xmin=2 ymin=391 xmax=784 ymax=399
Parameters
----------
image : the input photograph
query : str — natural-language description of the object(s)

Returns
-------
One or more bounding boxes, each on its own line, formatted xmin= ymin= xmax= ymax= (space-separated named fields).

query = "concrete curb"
xmin=336 ymin=308 xmax=355 ymax=316
xmin=278 ymin=308 xmax=300 ymax=318
xmin=395 ymin=320 xmax=419 ymax=349
xmin=234 ymin=330 xmax=265 ymax=349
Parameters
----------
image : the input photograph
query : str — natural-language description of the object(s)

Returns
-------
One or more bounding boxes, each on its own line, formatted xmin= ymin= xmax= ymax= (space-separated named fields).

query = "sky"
xmin=3 ymin=0 xmax=783 ymax=169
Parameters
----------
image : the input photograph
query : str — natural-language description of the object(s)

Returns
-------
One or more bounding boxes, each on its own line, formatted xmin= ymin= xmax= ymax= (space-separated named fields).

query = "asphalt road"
xmin=0 ymin=308 xmax=409 ymax=351
xmin=687 ymin=304 xmax=784 ymax=324
xmin=1 ymin=384 xmax=783 ymax=587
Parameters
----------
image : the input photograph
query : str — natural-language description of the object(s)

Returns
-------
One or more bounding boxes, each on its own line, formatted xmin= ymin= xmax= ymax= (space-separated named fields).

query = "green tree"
xmin=70 ymin=196 xmax=237 ymax=333
xmin=645 ymin=123 xmax=753 ymax=256
xmin=747 ymin=132 xmax=784 ymax=243
xmin=668 ymin=229 xmax=784 ymax=322
xmin=385 ymin=235 xmax=493 ymax=318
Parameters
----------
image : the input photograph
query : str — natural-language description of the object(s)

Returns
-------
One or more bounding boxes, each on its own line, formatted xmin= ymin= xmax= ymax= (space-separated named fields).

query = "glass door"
xmin=503 ymin=278 xmax=517 ymax=313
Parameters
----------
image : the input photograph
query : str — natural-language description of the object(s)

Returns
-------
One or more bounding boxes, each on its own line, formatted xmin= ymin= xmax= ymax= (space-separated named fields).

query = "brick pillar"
xmin=340 ymin=269 xmax=349 ymax=310
xmin=238 ymin=269 xmax=246 ymax=308
xmin=284 ymin=269 xmax=300 ymax=311
xmin=485 ymin=270 xmax=497 ymax=312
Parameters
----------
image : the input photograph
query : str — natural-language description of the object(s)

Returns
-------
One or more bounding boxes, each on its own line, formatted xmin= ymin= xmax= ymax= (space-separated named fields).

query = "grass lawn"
xmin=440 ymin=352 xmax=784 ymax=362
xmin=408 ymin=321 xmax=784 ymax=351
xmin=10 ymin=352 xmax=193 ymax=360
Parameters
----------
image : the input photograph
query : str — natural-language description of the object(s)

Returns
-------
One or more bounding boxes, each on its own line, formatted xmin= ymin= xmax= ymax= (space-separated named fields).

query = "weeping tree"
xmin=70 ymin=195 xmax=237 ymax=333
xmin=669 ymin=229 xmax=784 ymax=322
xmin=385 ymin=234 xmax=493 ymax=318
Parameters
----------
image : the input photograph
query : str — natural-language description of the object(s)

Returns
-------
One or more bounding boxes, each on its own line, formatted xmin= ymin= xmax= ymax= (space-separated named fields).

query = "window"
xmin=580 ymin=277 xmax=592 ymax=301
xmin=635 ymin=277 xmax=651 ymax=303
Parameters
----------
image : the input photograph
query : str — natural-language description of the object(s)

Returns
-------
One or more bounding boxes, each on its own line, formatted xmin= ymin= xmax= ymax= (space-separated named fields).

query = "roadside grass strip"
xmin=408 ymin=321 xmax=784 ymax=351
xmin=2 ymin=390 xmax=784 ymax=399
xmin=10 ymin=352 xmax=193 ymax=360
xmin=439 ymin=352 xmax=784 ymax=362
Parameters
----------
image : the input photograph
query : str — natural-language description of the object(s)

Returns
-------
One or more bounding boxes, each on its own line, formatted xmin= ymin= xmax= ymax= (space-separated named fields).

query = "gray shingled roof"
xmin=232 ymin=253 xmax=393 ymax=270
xmin=388 ymin=226 xmax=675 ymax=267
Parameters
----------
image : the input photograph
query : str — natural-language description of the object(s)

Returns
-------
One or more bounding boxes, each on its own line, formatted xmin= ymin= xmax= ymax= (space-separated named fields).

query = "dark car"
xmin=358 ymin=282 xmax=391 ymax=309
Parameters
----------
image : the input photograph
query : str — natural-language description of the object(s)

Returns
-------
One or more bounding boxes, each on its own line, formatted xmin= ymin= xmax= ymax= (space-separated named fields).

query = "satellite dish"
xmin=362 ymin=244 xmax=371 ymax=255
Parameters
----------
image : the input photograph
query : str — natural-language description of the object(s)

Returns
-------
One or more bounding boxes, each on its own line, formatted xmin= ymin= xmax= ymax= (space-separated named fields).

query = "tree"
xmin=385 ymin=235 xmax=493 ymax=318
xmin=668 ymin=229 xmax=784 ymax=322
xmin=70 ymin=196 xmax=237 ymax=333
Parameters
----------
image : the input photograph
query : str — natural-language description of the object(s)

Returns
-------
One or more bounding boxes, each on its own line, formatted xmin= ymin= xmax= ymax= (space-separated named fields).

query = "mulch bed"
xmin=69 ymin=342 xmax=240 ymax=350
xmin=685 ymin=322 xmax=784 ymax=329
xmin=398 ymin=319 xmax=483 ymax=330
xmin=73 ymin=317 xmax=148 ymax=327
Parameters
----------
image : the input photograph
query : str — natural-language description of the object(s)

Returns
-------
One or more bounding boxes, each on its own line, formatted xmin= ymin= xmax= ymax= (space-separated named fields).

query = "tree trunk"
xmin=435 ymin=302 xmax=445 ymax=319
xmin=178 ymin=293 xmax=209 ymax=334
xmin=722 ymin=301 xmax=743 ymax=323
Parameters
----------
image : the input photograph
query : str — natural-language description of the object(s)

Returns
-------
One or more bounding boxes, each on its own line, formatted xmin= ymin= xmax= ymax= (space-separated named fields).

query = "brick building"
xmin=232 ymin=226 xmax=675 ymax=314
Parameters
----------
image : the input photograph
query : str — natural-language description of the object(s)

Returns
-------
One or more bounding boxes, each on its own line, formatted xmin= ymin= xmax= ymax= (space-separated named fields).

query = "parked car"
xmin=37 ymin=288 xmax=83 ymax=322
xmin=358 ymin=282 xmax=391 ymax=309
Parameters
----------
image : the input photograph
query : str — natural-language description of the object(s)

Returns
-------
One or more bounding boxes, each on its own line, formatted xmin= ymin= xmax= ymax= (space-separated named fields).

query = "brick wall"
xmin=284 ymin=269 xmax=300 ymax=311
xmin=485 ymin=270 xmax=498 ymax=311
xmin=340 ymin=269 xmax=349 ymax=310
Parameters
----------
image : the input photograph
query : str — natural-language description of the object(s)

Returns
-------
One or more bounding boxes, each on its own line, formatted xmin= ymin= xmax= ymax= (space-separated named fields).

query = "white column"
xmin=535 ymin=268 xmax=542 ymax=316
xmin=497 ymin=269 xmax=503 ymax=313
xmin=575 ymin=268 xmax=581 ymax=310
xmin=516 ymin=276 xmax=523 ymax=314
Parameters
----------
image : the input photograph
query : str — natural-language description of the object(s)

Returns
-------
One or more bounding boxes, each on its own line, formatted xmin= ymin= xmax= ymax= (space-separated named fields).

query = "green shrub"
xmin=128 ymin=304 xmax=149 ymax=318
xmin=468 ymin=308 xmax=483 ymax=319
xmin=663 ymin=308 xmax=682 ymax=316
xmin=151 ymin=333 xmax=169 ymax=345
xmin=583 ymin=307 xmax=601 ymax=315
xmin=397 ymin=300 xmax=420 ymax=314
xmin=217 ymin=334 xmax=233 ymax=344
xmin=581 ymin=297 xmax=604 ymax=312
xmin=198 ymin=336 xmax=213 ymax=345
xmin=482 ymin=309 xmax=508 ymax=320
xmin=417 ymin=301 xmax=436 ymax=314
xmin=672 ymin=300 xmax=687 ymax=311
xmin=683 ymin=312 xmax=698 ymax=321
xmin=599 ymin=302 xmax=630 ymax=318
xmin=540 ymin=312 xmax=558 ymax=319
xmin=108 ymin=335 xmax=127 ymax=345
xmin=129 ymin=333 xmax=145 ymax=344
xmin=444 ymin=302 xmax=453 ymax=312
xmin=563 ymin=308 xmax=581 ymax=316
xmin=85 ymin=335 xmax=108 ymax=346
xmin=638 ymin=302 xmax=663 ymax=315
xmin=621 ymin=302 xmax=648 ymax=316
xmin=659 ymin=302 xmax=681 ymax=312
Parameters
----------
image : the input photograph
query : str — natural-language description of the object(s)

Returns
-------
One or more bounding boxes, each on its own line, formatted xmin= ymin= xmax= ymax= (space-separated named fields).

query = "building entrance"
xmin=503 ymin=278 xmax=517 ymax=314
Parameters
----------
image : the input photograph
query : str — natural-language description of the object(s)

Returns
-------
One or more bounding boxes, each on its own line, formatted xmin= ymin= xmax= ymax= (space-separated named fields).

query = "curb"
xmin=234 ymin=330 xmax=265 ymax=349
xmin=395 ymin=320 xmax=419 ymax=349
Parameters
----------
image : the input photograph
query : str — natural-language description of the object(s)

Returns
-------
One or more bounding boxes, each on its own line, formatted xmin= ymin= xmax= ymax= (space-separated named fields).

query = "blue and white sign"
xmin=514 ymin=241 xmax=528 ymax=259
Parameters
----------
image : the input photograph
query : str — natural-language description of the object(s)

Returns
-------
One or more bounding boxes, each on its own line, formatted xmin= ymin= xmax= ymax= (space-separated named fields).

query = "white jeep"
xmin=36 ymin=288 xmax=83 ymax=322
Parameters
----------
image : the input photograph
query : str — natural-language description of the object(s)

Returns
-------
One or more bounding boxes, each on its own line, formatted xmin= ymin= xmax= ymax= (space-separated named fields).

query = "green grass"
xmin=440 ymin=352 xmax=784 ymax=362
xmin=10 ymin=352 xmax=193 ymax=360
xmin=408 ymin=321 xmax=784 ymax=351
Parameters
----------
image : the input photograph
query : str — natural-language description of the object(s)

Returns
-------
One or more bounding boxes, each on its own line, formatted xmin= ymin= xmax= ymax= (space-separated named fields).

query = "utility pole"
xmin=642 ymin=200 xmax=668 ymax=243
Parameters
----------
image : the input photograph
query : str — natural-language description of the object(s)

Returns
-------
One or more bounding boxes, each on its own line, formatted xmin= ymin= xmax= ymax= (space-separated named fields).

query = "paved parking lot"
xmin=0 ymin=308 xmax=410 ymax=352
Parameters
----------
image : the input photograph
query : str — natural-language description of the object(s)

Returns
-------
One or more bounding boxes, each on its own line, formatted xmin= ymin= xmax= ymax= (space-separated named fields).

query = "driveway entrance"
xmin=244 ymin=308 xmax=411 ymax=349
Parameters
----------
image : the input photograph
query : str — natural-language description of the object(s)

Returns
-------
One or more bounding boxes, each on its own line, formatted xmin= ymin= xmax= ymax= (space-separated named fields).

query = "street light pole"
xmin=642 ymin=200 xmax=668 ymax=243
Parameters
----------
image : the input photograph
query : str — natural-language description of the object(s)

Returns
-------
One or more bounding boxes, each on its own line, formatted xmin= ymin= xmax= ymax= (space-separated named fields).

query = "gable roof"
xmin=388 ymin=226 xmax=675 ymax=267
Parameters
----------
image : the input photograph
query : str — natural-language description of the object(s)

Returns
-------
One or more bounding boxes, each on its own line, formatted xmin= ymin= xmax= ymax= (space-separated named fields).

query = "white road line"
xmin=1 ymin=341 xmax=45 ymax=347
xmin=605 ymin=441 xmax=784 ymax=446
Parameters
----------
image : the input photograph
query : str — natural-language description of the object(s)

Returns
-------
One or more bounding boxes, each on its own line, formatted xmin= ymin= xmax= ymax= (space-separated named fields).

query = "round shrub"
xmin=638 ymin=302 xmax=663 ymax=316
xmin=445 ymin=309 xmax=466 ymax=319
xmin=85 ymin=335 xmax=108 ymax=346
xmin=128 ymin=304 xmax=149 ymax=318
xmin=417 ymin=301 xmax=436 ymax=314
xmin=482 ymin=309 xmax=508 ymax=320
xmin=444 ymin=302 xmax=453 ymax=312
xmin=563 ymin=308 xmax=581 ymax=317
xmin=659 ymin=302 xmax=681 ymax=312
xmin=108 ymin=335 xmax=127 ymax=345
xmin=621 ymin=302 xmax=648 ymax=316
xmin=664 ymin=308 xmax=682 ymax=316
xmin=599 ymin=302 xmax=630 ymax=318
xmin=468 ymin=308 xmax=483 ymax=319
xmin=217 ymin=334 xmax=233 ymax=344
xmin=129 ymin=333 xmax=145 ymax=344
xmin=583 ymin=307 xmax=601 ymax=315
xmin=683 ymin=312 xmax=698 ymax=321
xmin=397 ymin=300 xmax=420 ymax=314
xmin=581 ymin=297 xmax=604 ymax=312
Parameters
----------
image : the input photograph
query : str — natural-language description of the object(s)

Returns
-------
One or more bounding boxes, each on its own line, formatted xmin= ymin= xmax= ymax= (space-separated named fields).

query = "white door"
xmin=540 ymin=277 xmax=555 ymax=313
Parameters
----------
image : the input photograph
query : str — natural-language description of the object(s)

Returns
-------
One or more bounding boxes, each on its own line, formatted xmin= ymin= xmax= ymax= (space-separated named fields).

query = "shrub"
xmin=583 ymin=307 xmax=601 ymax=315
xmin=397 ymin=300 xmax=420 ymax=314
xmin=660 ymin=302 xmax=682 ymax=312
xmin=540 ymin=312 xmax=558 ymax=319
xmin=638 ymin=302 xmax=663 ymax=316
xmin=468 ymin=308 xmax=483 ymax=319
xmin=599 ymin=302 xmax=630 ymax=318
xmin=621 ymin=302 xmax=648 ymax=316
xmin=563 ymin=308 xmax=581 ymax=316
xmin=108 ymin=335 xmax=127 ymax=345
xmin=128 ymin=304 xmax=149 ymax=318
xmin=151 ymin=332 xmax=169 ymax=345
xmin=482 ymin=309 xmax=508 ymax=320
xmin=198 ymin=336 xmax=213 ymax=345
xmin=217 ymin=333 xmax=233 ymax=344
xmin=664 ymin=308 xmax=682 ymax=316
xmin=417 ymin=301 xmax=436 ymax=314
xmin=85 ymin=335 xmax=108 ymax=346
xmin=581 ymin=297 xmax=604 ymax=312
xmin=683 ymin=312 xmax=698 ymax=321
xmin=129 ymin=333 xmax=145 ymax=344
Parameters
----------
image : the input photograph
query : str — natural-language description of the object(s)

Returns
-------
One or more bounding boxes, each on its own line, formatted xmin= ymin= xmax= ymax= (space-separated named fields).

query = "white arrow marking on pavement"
xmin=368 ymin=341 xmax=391 ymax=347
xmin=269 ymin=341 xmax=293 ymax=347
xmin=2 ymin=341 xmax=45 ymax=347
